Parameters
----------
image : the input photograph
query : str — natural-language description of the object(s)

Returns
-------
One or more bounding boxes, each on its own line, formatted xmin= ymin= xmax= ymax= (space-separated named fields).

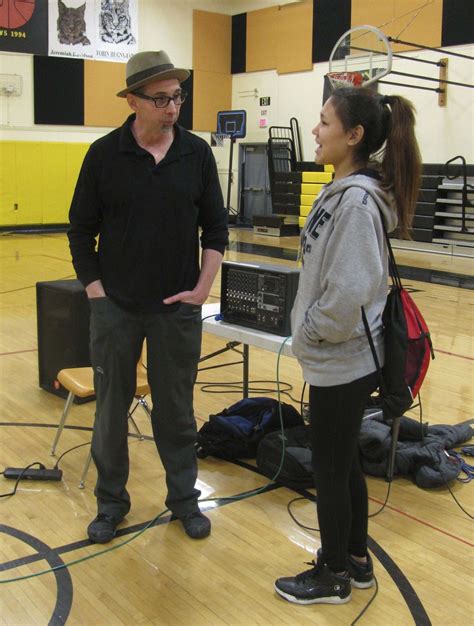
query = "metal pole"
xmin=243 ymin=344 xmax=249 ymax=398
xmin=226 ymin=136 xmax=236 ymax=215
xmin=378 ymin=79 xmax=443 ymax=93
xmin=349 ymin=44 xmax=442 ymax=66
xmin=391 ymin=69 xmax=473 ymax=89
xmin=388 ymin=37 xmax=474 ymax=60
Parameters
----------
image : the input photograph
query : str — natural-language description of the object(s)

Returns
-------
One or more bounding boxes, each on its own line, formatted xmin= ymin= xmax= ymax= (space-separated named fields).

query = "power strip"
xmin=4 ymin=467 xmax=63 ymax=481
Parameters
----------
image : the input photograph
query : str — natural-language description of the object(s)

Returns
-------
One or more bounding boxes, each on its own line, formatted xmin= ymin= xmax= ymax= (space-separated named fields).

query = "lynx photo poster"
xmin=48 ymin=0 xmax=138 ymax=61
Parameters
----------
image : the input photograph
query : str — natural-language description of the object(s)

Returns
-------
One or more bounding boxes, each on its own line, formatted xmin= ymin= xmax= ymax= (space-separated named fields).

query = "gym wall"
xmin=0 ymin=0 xmax=472 ymax=227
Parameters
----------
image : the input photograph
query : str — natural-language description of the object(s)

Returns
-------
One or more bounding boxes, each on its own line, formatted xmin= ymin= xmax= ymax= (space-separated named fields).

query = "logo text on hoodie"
xmin=306 ymin=206 xmax=332 ymax=240
xmin=301 ymin=206 xmax=332 ymax=264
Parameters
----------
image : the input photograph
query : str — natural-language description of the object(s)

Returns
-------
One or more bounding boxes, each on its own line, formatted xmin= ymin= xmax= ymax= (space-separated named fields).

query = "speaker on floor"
xmin=36 ymin=279 xmax=92 ymax=402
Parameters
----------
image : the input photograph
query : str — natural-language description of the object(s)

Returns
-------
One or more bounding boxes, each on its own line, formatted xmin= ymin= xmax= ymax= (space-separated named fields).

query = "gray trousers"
xmin=89 ymin=297 xmax=202 ymax=520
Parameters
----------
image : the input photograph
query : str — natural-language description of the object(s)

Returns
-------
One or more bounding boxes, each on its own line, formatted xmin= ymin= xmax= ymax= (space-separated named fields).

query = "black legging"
xmin=309 ymin=371 xmax=379 ymax=573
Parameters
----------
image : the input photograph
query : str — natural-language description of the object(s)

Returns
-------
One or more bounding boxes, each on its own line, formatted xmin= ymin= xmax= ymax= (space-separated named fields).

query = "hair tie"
xmin=381 ymin=95 xmax=391 ymax=106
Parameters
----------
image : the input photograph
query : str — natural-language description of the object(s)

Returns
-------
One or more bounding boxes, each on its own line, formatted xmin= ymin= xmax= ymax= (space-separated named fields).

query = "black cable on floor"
xmin=196 ymin=379 xmax=304 ymax=405
xmin=368 ymin=483 xmax=392 ymax=518
xmin=53 ymin=442 xmax=92 ymax=470
xmin=285 ymin=495 xmax=380 ymax=624
xmin=351 ymin=577 xmax=379 ymax=625
xmin=445 ymin=478 xmax=474 ymax=519
xmin=287 ymin=496 xmax=319 ymax=531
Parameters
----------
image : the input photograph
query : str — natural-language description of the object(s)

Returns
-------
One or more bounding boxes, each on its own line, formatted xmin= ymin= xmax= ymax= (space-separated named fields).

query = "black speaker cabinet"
xmin=36 ymin=279 xmax=92 ymax=401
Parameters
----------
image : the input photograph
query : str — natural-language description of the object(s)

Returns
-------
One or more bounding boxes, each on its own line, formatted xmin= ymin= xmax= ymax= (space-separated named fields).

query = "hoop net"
xmin=326 ymin=70 xmax=365 ymax=90
xmin=328 ymin=25 xmax=392 ymax=88
xmin=212 ymin=133 xmax=229 ymax=147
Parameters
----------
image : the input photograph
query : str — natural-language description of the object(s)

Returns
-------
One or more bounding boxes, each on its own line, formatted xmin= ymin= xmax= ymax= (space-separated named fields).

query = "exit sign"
xmin=260 ymin=97 xmax=270 ymax=106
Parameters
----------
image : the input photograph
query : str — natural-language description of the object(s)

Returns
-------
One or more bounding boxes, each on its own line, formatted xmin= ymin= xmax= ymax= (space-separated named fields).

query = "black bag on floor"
xmin=256 ymin=424 xmax=313 ymax=489
xmin=196 ymin=397 xmax=303 ymax=461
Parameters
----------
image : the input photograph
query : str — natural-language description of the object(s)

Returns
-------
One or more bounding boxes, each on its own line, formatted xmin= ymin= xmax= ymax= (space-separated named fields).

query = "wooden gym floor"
xmin=0 ymin=228 xmax=472 ymax=625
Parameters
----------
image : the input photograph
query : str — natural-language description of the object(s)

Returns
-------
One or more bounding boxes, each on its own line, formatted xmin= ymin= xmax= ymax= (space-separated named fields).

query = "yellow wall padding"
xmin=0 ymin=142 xmax=16 ymax=225
xmin=302 ymin=172 xmax=333 ymax=183
xmin=275 ymin=0 xmax=313 ymax=74
xmin=325 ymin=164 xmax=334 ymax=172
xmin=84 ymin=60 xmax=130 ymax=128
xmin=301 ymin=193 xmax=318 ymax=205
xmin=193 ymin=10 xmax=231 ymax=73
xmin=299 ymin=215 xmax=307 ymax=228
xmin=300 ymin=204 xmax=314 ymax=217
xmin=192 ymin=70 xmax=232 ymax=132
xmin=351 ymin=0 xmax=442 ymax=52
xmin=0 ymin=141 xmax=89 ymax=226
xmin=62 ymin=143 xmax=90 ymax=223
xmin=247 ymin=3 xmax=313 ymax=74
xmin=301 ymin=182 xmax=331 ymax=194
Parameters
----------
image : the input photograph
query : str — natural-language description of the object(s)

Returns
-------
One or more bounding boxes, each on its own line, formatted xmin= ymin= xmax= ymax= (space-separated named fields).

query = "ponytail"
xmin=381 ymin=96 xmax=422 ymax=239
xmin=330 ymin=88 xmax=422 ymax=239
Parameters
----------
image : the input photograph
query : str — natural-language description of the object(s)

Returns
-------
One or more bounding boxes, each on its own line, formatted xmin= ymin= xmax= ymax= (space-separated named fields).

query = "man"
xmin=68 ymin=50 xmax=228 ymax=544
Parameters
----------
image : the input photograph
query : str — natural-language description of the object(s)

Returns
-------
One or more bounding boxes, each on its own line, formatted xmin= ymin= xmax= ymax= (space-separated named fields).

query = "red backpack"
xmin=362 ymin=219 xmax=435 ymax=420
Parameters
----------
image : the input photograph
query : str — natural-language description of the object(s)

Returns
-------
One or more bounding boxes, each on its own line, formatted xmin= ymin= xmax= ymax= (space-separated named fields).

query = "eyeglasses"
xmin=132 ymin=91 xmax=187 ymax=108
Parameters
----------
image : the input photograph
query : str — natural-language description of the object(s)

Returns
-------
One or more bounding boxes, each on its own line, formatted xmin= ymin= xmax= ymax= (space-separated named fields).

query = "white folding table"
xmin=201 ymin=303 xmax=398 ymax=482
xmin=200 ymin=302 xmax=294 ymax=398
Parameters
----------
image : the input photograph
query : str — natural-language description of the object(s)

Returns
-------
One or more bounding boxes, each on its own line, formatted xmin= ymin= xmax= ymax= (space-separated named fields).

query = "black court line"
xmin=227 ymin=240 xmax=299 ymax=263
xmin=397 ymin=265 xmax=474 ymax=290
xmin=236 ymin=461 xmax=432 ymax=625
xmin=0 ymin=485 xmax=280 ymax=574
xmin=1 ymin=431 xmax=432 ymax=623
xmin=0 ymin=476 xmax=432 ymax=624
xmin=227 ymin=241 xmax=474 ymax=289
xmin=0 ymin=422 xmax=153 ymax=442
xmin=0 ymin=422 xmax=94 ymax=432
xmin=0 ymin=525 xmax=73 ymax=626
xmin=368 ymin=538 xmax=431 ymax=626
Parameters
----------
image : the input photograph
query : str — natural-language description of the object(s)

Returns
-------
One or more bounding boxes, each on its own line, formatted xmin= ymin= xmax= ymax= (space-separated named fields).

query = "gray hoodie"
xmin=290 ymin=171 xmax=398 ymax=386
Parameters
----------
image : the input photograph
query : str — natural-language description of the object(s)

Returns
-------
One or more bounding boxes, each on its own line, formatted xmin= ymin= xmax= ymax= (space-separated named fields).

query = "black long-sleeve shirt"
xmin=68 ymin=115 xmax=228 ymax=313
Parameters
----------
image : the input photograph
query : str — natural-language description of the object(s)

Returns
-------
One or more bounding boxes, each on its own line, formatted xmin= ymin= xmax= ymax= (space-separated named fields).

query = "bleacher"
xmin=257 ymin=120 xmax=335 ymax=236
xmin=264 ymin=121 xmax=473 ymax=251
xmin=393 ymin=158 xmax=474 ymax=250
xmin=270 ymin=168 xmax=334 ymax=229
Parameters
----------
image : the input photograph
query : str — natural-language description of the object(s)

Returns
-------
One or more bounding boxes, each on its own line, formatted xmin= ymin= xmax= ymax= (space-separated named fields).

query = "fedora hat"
xmin=117 ymin=50 xmax=190 ymax=97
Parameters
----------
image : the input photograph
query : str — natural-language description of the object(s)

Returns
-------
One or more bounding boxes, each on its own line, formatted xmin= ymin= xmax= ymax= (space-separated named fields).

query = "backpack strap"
xmin=378 ymin=209 xmax=403 ymax=291
xmin=361 ymin=202 xmax=397 ymax=390
xmin=361 ymin=305 xmax=383 ymax=388
xmin=335 ymin=183 xmax=401 ymax=392
xmin=343 ymin=182 xmax=403 ymax=290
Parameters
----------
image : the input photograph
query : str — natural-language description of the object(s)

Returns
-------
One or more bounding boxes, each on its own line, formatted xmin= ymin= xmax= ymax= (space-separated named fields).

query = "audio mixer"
xmin=220 ymin=261 xmax=300 ymax=336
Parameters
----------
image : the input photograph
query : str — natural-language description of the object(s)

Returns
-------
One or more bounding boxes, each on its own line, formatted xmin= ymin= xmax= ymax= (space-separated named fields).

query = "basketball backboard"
xmin=217 ymin=110 xmax=247 ymax=139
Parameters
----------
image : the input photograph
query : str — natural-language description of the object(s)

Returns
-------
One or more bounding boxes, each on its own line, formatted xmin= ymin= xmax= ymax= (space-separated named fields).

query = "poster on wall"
xmin=48 ymin=0 xmax=138 ymax=62
xmin=48 ymin=0 xmax=95 ymax=59
xmin=95 ymin=0 xmax=138 ymax=62
xmin=0 ymin=0 xmax=48 ymax=55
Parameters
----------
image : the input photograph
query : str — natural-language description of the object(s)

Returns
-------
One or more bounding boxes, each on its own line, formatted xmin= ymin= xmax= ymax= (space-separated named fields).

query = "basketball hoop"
xmin=211 ymin=133 xmax=229 ymax=147
xmin=328 ymin=25 xmax=393 ymax=87
xmin=215 ymin=133 xmax=228 ymax=147
xmin=326 ymin=71 xmax=365 ymax=90
xmin=215 ymin=110 xmax=247 ymax=217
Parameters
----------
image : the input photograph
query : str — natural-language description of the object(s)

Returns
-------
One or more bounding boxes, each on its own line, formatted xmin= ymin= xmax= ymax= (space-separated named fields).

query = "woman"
xmin=274 ymin=87 xmax=421 ymax=605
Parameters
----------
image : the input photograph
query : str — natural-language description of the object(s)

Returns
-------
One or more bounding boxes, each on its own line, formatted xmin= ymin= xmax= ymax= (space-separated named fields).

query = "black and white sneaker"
xmin=347 ymin=553 xmax=375 ymax=589
xmin=274 ymin=560 xmax=351 ymax=605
